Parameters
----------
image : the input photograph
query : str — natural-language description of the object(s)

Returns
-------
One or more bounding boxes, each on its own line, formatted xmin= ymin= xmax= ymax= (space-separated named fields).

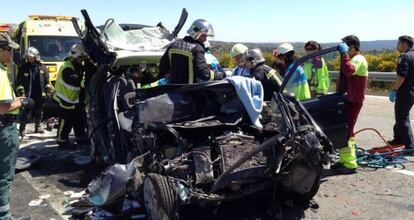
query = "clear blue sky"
xmin=1 ymin=0 xmax=413 ymax=43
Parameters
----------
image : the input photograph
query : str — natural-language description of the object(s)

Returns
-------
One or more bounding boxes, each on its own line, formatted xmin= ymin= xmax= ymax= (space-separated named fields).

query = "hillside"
xmin=211 ymin=40 xmax=397 ymax=52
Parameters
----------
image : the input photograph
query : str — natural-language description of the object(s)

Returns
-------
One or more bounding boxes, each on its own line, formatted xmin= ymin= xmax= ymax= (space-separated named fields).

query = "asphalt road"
xmin=9 ymin=95 xmax=414 ymax=220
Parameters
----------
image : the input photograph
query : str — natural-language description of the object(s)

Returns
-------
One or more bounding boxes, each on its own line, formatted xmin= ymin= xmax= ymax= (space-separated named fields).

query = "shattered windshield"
xmin=100 ymin=19 xmax=171 ymax=51
xmin=28 ymin=36 xmax=81 ymax=62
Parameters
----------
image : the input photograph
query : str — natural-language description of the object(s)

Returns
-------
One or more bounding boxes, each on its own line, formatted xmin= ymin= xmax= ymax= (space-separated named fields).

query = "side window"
xmin=285 ymin=50 xmax=340 ymax=101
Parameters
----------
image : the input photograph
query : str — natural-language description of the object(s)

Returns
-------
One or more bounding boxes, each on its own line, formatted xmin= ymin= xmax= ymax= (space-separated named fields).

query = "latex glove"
xmin=20 ymin=97 xmax=35 ymax=109
xmin=337 ymin=43 xmax=349 ymax=54
xmin=389 ymin=90 xmax=396 ymax=102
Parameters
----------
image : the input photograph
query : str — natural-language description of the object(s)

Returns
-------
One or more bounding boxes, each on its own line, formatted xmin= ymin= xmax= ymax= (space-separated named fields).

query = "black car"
xmin=73 ymin=9 xmax=348 ymax=219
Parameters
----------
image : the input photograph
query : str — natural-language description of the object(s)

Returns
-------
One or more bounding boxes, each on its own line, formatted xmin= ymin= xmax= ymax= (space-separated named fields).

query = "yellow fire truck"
xmin=14 ymin=15 xmax=81 ymax=84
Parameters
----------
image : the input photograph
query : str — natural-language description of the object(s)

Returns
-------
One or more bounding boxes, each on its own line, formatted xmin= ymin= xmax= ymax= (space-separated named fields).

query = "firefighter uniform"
xmin=159 ymin=36 xmax=218 ymax=84
xmin=16 ymin=60 xmax=49 ymax=134
xmin=53 ymin=57 xmax=87 ymax=147
xmin=250 ymin=63 xmax=282 ymax=101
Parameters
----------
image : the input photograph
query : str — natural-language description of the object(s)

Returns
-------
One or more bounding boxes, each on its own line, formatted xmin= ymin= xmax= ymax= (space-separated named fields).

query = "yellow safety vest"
xmin=53 ymin=58 xmax=81 ymax=109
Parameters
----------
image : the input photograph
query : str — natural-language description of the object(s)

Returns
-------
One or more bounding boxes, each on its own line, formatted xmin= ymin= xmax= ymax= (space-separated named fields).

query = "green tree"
xmin=218 ymin=52 xmax=236 ymax=68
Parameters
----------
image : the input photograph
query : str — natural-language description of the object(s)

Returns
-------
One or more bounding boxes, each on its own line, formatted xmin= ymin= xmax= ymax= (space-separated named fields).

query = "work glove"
xmin=337 ymin=43 xmax=349 ymax=54
xmin=20 ymin=97 xmax=35 ymax=109
xmin=389 ymin=90 xmax=397 ymax=102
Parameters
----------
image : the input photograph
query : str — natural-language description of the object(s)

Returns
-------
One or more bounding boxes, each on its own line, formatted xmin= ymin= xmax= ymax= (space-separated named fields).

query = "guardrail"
xmin=329 ymin=71 xmax=396 ymax=82
xmin=225 ymin=69 xmax=397 ymax=82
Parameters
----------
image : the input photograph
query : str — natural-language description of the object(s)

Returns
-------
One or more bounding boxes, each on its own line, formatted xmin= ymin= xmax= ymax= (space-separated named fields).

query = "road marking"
xmin=392 ymin=169 xmax=414 ymax=177
xmin=366 ymin=95 xmax=388 ymax=99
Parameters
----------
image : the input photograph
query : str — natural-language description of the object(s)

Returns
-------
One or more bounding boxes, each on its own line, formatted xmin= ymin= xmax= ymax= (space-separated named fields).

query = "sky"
xmin=1 ymin=0 xmax=413 ymax=43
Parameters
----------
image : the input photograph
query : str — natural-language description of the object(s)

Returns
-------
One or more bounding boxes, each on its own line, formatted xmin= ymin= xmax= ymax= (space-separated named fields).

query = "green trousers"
xmin=339 ymin=137 xmax=358 ymax=169
xmin=0 ymin=123 xmax=19 ymax=220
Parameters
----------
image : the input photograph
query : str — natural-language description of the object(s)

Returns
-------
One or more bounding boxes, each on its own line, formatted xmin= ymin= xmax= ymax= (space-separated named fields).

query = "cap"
xmin=0 ymin=33 xmax=19 ymax=49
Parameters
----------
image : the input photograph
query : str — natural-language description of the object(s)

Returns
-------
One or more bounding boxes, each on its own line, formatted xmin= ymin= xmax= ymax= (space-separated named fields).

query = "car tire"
xmin=295 ymin=168 xmax=321 ymax=203
xmin=143 ymin=173 xmax=180 ymax=220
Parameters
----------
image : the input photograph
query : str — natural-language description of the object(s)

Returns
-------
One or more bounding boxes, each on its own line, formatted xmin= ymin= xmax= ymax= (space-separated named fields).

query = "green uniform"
xmin=302 ymin=57 xmax=330 ymax=96
xmin=0 ymin=64 xmax=19 ymax=220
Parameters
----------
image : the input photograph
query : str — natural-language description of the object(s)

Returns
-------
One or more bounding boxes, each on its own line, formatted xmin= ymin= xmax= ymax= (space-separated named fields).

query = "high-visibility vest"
xmin=303 ymin=58 xmax=330 ymax=95
xmin=285 ymin=64 xmax=311 ymax=101
xmin=0 ymin=64 xmax=18 ymax=115
xmin=53 ymin=58 xmax=81 ymax=109
xmin=351 ymin=54 xmax=368 ymax=77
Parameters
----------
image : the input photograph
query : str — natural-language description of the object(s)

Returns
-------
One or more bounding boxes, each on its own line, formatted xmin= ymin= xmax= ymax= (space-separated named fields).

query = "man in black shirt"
xmin=389 ymin=35 xmax=414 ymax=150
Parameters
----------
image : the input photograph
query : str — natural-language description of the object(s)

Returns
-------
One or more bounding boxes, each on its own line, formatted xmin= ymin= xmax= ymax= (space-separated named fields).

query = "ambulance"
xmin=14 ymin=15 xmax=81 ymax=85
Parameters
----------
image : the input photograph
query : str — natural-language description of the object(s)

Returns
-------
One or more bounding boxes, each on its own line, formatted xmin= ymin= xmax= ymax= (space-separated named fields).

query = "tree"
xmin=218 ymin=53 xmax=236 ymax=68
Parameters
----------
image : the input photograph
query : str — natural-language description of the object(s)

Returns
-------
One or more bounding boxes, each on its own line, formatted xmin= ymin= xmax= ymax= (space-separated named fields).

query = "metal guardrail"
xmin=225 ymin=69 xmax=397 ymax=82
xmin=329 ymin=71 xmax=396 ymax=82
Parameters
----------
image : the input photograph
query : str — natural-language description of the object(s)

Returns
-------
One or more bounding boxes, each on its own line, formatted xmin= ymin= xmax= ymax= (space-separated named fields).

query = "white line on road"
xmin=365 ymin=95 xmax=388 ymax=99
xmin=389 ymin=169 xmax=414 ymax=177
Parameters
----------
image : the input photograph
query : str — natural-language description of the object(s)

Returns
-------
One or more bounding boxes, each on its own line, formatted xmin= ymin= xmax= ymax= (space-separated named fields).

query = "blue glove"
xmin=389 ymin=90 xmax=396 ymax=102
xmin=337 ymin=43 xmax=349 ymax=54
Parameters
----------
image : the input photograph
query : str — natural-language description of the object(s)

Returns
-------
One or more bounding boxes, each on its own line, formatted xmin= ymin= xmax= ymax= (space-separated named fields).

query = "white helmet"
xmin=276 ymin=43 xmax=294 ymax=55
xmin=69 ymin=43 xmax=88 ymax=59
xmin=187 ymin=19 xmax=215 ymax=39
xmin=244 ymin=48 xmax=265 ymax=66
xmin=230 ymin=43 xmax=248 ymax=58
xmin=25 ymin=47 xmax=40 ymax=61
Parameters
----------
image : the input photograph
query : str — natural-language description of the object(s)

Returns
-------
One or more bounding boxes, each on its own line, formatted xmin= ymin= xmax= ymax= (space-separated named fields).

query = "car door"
xmin=280 ymin=46 xmax=348 ymax=148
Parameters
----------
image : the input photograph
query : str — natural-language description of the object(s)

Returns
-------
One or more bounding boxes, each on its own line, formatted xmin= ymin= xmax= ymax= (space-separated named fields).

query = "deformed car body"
xmin=73 ymin=9 xmax=349 ymax=219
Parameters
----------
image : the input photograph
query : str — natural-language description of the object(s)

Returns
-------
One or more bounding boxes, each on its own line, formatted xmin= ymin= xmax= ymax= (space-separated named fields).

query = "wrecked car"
xmin=73 ymin=9 xmax=349 ymax=219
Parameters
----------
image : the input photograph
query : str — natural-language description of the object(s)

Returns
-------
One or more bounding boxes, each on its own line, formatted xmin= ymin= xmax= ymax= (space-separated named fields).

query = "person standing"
xmin=388 ymin=35 xmax=414 ymax=150
xmin=244 ymin=48 xmax=282 ymax=101
xmin=16 ymin=47 xmax=50 ymax=136
xmin=230 ymin=43 xmax=250 ymax=77
xmin=0 ymin=33 xmax=33 ymax=220
xmin=275 ymin=43 xmax=311 ymax=101
xmin=303 ymin=41 xmax=330 ymax=96
xmin=332 ymin=35 xmax=368 ymax=174
xmin=158 ymin=19 xmax=224 ymax=84
xmin=53 ymin=43 xmax=88 ymax=148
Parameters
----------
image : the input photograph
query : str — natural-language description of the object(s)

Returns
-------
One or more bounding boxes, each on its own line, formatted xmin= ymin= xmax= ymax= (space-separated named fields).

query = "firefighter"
xmin=332 ymin=35 xmax=368 ymax=174
xmin=275 ymin=43 xmax=311 ymax=101
xmin=244 ymin=48 xmax=282 ymax=101
xmin=158 ymin=19 xmax=224 ymax=84
xmin=303 ymin=41 xmax=330 ymax=96
xmin=231 ymin=43 xmax=250 ymax=77
xmin=16 ymin=47 xmax=51 ymax=136
xmin=53 ymin=43 xmax=88 ymax=148
xmin=389 ymin=35 xmax=414 ymax=150
xmin=0 ymin=32 xmax=33 ymax=220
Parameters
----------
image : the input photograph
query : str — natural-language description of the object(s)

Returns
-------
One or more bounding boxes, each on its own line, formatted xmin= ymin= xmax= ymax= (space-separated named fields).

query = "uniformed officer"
xmin=53 ymin=43 xmax=88 ymax=148
xmin=0 ymin=33 xmax=33 ymax=220
xmin=158 ymin=19 xmax=224 ymax=84
xmin=16 ymin=47 xmax=50 ymax=136
xmin=388 ymin=35 xmax=414 ymax=150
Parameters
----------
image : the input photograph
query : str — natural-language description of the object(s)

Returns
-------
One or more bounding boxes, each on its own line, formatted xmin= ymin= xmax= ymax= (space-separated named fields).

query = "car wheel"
xmin=143 ymin=173 xmax=180 ymax=220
